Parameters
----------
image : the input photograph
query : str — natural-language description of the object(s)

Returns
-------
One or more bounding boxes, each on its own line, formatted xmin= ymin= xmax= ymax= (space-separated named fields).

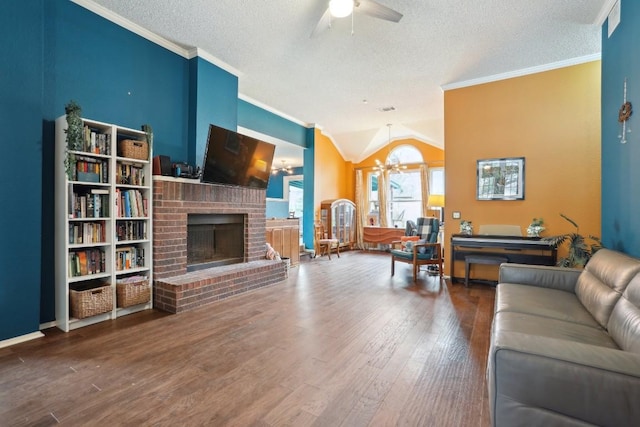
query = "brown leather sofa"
xmin=487 ymin=248 xmax=640 ymax=426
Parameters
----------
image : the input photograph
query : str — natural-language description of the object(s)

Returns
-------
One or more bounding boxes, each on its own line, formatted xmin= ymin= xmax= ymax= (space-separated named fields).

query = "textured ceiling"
xmin=86 ymin=0 xmax=609 ymax=166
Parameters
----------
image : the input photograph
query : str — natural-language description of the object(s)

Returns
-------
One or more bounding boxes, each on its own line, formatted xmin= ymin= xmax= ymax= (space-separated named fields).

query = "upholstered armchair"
xmin=390 ymin=217 xmax=443 ymax=281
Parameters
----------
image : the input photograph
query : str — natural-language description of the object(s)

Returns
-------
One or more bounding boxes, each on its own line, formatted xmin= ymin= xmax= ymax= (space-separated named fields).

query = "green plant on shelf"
xmin=64 ymin=100 xmax=83 ymax=179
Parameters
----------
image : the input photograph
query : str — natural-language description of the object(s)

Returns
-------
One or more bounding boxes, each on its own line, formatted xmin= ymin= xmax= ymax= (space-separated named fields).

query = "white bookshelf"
xmin=55 ymin=115 xmax=153 ymax=332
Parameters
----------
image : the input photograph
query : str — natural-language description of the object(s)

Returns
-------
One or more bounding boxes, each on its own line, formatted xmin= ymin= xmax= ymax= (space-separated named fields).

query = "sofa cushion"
xmin=495 ymin=283 xmax=601 ymax=328
xmin=575 ymin=249 xmax=640 ymax=329
xmin=609 ymin=272 xmax=640 ymax=354
xmin=494 ymin=311 xmax=618 ymax=349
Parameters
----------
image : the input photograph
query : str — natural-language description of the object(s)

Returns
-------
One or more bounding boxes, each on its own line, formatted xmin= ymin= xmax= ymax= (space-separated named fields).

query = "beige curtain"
xmin=420 ymin=164 xmax=430 ymax=217
xmin=354 ymin=170 xmax=367 ymax=249
xmin=378 ymin=170 xmax=389 ymax=227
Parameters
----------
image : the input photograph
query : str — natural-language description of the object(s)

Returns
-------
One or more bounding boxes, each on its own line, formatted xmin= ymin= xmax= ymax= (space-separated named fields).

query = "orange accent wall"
xmin=314 ymin=129 xmax=351 ymax=218
xmin=444 ymin=61 xmax=602 ymax=280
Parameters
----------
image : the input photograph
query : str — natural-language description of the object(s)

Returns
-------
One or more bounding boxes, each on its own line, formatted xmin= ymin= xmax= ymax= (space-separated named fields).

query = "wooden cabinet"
xmin=55 ymin=116 xmax=153 ymax=332
xmin=266 ymin=219 xmax=300 ymax=266
xmin=363 ymin=226 xmax=405 ymax=245
xmin=320 ymin=199 xmax=356 ymax=249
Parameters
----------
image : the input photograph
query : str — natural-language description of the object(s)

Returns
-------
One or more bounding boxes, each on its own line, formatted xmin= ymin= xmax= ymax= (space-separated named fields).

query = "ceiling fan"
xmin=311 ymin=0 xmax=403 ymax=38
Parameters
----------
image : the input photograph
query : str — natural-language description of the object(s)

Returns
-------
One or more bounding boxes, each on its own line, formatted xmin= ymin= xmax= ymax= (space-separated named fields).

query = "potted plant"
xmin=460 ymin=220 xmax=473 ymax=235
xmin=543 ymin=214 xmax=602 ymax=268
xmin=64 ymin=100 xmax=83 ymax=179
xmin=526 ymin=217 xmax=545 ymax=237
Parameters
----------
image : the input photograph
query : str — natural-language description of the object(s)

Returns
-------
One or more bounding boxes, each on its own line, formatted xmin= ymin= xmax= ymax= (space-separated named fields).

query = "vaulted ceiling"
xmin=87 ymin=0 xmax=610 ymax=166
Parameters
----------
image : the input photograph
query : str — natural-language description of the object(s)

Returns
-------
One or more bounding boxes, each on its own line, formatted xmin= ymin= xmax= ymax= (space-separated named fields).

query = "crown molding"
xmin=186 ymin=48 xmax=241 ymax=77
xmin=238 ymin=93 xmax=311 ymax=128
xmin=71 ymin=0 xmax=189 ymax=58
xmin=441 ymin=54 xmax=601 ymax=91
xmin=594 ymin=0 xmax=619 ymax=26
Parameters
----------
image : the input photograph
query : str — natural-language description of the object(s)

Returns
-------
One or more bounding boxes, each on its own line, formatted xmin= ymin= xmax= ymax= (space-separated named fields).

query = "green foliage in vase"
xmin=65 ymin=100 xmax=83 ymax=151
xmin=142 ymin=123 xmax=153 ymax=148
xmin=544 ymin=213 xmax=602 ymax=268
xmin=64 ymin=100 xmax=83 ymax=179
xmin=530 ymin=217 xmax=544 ymax=227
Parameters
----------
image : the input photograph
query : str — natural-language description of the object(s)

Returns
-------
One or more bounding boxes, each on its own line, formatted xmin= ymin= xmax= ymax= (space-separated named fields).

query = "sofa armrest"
xmin=498 ymin=263 xmax=582 ymax=293
xmin=488 ymin=331 xmax=640 ymax=427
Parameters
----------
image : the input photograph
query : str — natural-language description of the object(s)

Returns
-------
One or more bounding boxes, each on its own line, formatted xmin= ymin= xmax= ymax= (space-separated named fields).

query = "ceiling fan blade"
xmin=310 ymin=8 xmax=333 ymax=38
xmin=355 ymin=0 xmax=403 ymax=23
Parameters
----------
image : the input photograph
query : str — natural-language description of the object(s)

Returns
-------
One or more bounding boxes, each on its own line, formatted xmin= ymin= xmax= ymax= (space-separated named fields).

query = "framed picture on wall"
xmin=476 ymin=157 xmax=525 ymax=200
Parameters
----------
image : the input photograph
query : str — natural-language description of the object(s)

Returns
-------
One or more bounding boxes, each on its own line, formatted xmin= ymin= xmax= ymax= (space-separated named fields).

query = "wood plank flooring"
xmin=0 ymin=250 xmax=496 ymax=426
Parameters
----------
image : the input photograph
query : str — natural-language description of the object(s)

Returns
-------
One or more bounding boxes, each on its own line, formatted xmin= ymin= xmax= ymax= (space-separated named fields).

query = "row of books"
xmin=116 ymin=246 xmax=145 ymax=271
xmin=116 ymin=220 xmax=147 ymax=241
xmin=115 ymin=189 xmax=148 ymax=218
xmin=69 ymin=188 xmax=109 ymax=219
xmin=69 ymin=221 xmax=107 ymax=245
xmin=73 ymin=155 xmax=109 ymax=183
xmin=69 ymin=249 xmax=106 ymax=277
xmin=117 ymin=163 xmax=146 ymax=186
xmin=83 ymin=126 xmax=111 ymax=155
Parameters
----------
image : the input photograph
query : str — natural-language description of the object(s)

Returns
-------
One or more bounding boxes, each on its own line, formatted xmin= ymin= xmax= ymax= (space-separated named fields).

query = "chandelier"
xmin=271 ymin=160 xmax=293 ymax=174
xmin=373 ymin=124 xmax=407 ymax=175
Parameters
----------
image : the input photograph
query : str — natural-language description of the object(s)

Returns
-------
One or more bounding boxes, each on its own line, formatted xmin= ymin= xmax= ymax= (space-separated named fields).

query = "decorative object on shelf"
xmin=373 ymin=124 xmax=407 ymax=175
xmin=477 ymin=157 xmax=525 ymax=200
xmin=543 ymin=213 xmax=602 ymax=268
xmin=618 ymin=78 xmax=632 ymax=144
xmin=271 ymin=160 xmax=293 ymax=174
xmin=142 ymin=123 xmax=153 ymax=150
xmin=526 ymin=217 xmax=545 ymax=237
xmin=460 ymin=220 xmax=473 ymax=235
xmin=119 ymin=139 xmax=149 ymax=160
xmin=64 ymin=100 xmax=83 ymax=179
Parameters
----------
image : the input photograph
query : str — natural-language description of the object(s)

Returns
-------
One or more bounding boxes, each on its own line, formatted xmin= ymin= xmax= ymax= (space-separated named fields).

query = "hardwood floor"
xmin=0 ymin=251 xmax=495 ymax=426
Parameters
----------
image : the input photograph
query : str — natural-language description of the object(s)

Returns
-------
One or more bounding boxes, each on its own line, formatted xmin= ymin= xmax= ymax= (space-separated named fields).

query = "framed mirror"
xmin=476 ymin=157 xmax=525 ymax=200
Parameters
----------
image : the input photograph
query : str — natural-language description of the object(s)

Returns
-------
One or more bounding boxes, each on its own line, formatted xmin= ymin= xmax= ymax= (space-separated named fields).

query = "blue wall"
xmin=44 ymin=1 xmax=189 ymax=160
xmin=602 ymin=0 xmax=640 ymax=257
xmin=190 ymin=57 xmax=238 ymax=167
xmin=238 ymin=100 xmax=307 ymax=148
xmin=0 ymin=1 xmax=313 ymax=342
xmin=266 ymin=167 xmax=304 ymax=199
xmin=0 ymin=0 xmax=44 ymax=341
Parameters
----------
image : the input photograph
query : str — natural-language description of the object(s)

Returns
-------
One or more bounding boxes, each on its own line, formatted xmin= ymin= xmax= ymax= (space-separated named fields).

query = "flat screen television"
xmin=201 ymin=124 xmax=275 ymax=189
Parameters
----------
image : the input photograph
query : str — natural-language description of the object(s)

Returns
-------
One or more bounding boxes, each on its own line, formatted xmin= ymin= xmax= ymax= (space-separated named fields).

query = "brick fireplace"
xmin=152 ymin=177 xmax=286 ymax=313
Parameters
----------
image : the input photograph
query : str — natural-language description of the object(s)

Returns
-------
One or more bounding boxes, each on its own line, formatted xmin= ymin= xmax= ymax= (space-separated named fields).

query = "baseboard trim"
xmin=0 ymin=331 xmax=45 ymax=349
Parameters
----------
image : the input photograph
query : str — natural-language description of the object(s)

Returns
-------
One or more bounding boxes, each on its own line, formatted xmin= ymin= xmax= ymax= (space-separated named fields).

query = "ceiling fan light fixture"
xmin=329 ymin=0 xmax=354 ymax=18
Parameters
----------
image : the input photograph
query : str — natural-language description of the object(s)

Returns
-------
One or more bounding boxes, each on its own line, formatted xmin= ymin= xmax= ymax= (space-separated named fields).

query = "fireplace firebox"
xmin=187 ymin=214 xmax=245 ymax=271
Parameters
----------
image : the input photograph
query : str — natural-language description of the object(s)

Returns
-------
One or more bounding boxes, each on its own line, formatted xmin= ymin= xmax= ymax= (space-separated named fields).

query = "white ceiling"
xmin=84 ymin=0 xmax=611 ymax=167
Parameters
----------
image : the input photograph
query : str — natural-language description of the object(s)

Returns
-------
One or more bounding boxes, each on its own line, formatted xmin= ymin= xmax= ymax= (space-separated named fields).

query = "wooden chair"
xmin=314 ymin=222 xmax=340 ymax=260
xmin=390 ymin=217 xmax=443 ymax=281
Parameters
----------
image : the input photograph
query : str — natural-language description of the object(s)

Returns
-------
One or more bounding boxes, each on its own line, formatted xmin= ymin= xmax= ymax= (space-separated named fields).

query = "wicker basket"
xmin=119 ymin=139 xmax=149 ymax=160
xmin=116 ymin=278 xmax=150 ymax=308
xmin=70 ymin=284 xmax=113 ymax=319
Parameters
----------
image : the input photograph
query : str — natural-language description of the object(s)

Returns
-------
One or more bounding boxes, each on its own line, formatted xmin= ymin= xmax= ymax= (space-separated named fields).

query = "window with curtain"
xmin=368 ymin=145 xmax=433 ymax=227
xmin=429 ymin=167 xmax=445 ymax=195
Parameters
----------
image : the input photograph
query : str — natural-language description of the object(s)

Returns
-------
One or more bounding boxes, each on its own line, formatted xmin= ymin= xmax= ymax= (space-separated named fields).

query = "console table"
xmin=363 ymin=226 xmax=405 ymax=246
xmin=450 ymin=234 xmax=557 ymax=284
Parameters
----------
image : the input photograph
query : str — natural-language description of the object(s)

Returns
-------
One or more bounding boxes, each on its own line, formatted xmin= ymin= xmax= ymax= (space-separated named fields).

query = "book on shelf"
xmin=68 ymin=248 xmax=106 ymax=277
xmin=83 ymin=125 xmax=111 ymax=155
xmin=116 ymin=246 xmax=145 ymax=270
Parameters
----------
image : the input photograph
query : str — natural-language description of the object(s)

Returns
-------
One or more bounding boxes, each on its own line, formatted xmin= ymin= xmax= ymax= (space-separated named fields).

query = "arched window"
xmin=368 ymin=145 xmax=432 ymax=227
xmin=387 ymin=145 xmax=423 ymax=165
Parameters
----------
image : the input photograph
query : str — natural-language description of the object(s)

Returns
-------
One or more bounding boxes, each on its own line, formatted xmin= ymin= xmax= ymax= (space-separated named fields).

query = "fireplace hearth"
xmin=152 ymin=177 xmax=286 ymax=313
